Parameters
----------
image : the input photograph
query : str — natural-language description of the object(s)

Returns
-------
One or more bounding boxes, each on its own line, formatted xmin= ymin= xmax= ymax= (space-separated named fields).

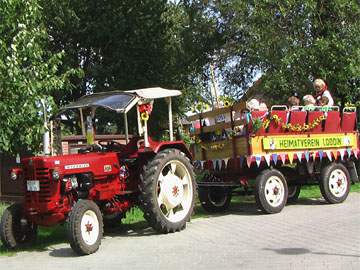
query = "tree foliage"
xmin=187 ymin=0 xmax=360 ymax=104
xmin=40 ymin=0 xmax=221 ymax=129
xmin=0 ymin=0 xmax=78 ymax=153
xmin=3 ymin=0 xmax=359 ymax=154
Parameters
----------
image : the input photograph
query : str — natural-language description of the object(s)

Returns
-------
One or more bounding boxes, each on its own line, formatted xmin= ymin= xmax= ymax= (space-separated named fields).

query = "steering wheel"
xmin=136 ymin=139 xmax=145 ymax=149
xmin=78 ymin=143 xmax=103 ymax=153
xmin=98 ymin=140 xmax=126 ymax=151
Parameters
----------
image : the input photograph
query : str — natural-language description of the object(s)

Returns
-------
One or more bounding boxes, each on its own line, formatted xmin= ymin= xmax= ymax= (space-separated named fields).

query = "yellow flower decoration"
xmin=219 ymin=95 xmax=235 ymax=108
xmin=224 ymin=100 xmax=231 ymax=107
xmin=141 ymin=112 xmax=149 ymax=121
xmin=192 ymin=102 xmax=211 ymax=113
xmin=258 ymin=114 xmax=326 ymax=132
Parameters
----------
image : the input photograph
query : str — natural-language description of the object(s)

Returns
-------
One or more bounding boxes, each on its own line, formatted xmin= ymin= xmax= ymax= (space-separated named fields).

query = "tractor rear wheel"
xmin=0 ymin=203 xmax=37 ymax=249
xmin=320 ymin=162 xmax=350 ymax=204
xmin=198 ymin=186 xmax=232 ymax=213
xmin=139 ymin=148 xmax=196 ymax=233
xmin=255 ymin=169 xmax=288 ymax=214
xmin=67 ymin=200 xmax=103 ymax=255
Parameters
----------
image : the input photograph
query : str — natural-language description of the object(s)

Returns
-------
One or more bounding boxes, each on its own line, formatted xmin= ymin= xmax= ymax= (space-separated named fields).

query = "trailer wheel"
xmin=139 ymin=148 xmax=196 ymax=233
xmin=67 ymin=200 xmax=103 ymax=255
xmin=320 ymin=162 xmax=350 ymax=204
xmin=278 ymin=167 xmax=301 ymax=203
xmin=255 ymin=169 xmax=288 ymax=214
xmin=198 ymin=186 xmax=231 ymax=213
xmin=287 ymin=185 xmax=301 ymax=203
xmin=0 ymin=203 xmax=37 ymax=249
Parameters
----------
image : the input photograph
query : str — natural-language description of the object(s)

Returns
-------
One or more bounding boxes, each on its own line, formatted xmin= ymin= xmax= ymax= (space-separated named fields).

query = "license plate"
xmin=27 ymin=180 xmax=40 ymax=192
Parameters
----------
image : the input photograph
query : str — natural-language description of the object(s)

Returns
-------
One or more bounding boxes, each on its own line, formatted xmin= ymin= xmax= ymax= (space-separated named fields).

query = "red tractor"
xmin=0 ymin=88 xmax=196 ymax=255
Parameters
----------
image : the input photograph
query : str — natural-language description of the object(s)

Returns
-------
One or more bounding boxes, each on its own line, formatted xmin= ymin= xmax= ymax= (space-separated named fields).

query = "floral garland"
xmin=138 ymin=103 xmax=153 ymax=121
xmin=345 ymin=102 xmax=360 ymax=107
xmin=262 ymin=114 xmax=326 ymax=132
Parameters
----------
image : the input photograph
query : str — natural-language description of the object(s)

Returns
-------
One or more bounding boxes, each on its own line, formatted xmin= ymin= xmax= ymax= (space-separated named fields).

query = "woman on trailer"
xmin=313 ymin=78 xmax=334 ymax=106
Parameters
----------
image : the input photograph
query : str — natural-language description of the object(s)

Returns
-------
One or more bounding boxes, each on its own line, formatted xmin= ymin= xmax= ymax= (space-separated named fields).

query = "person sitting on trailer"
xmin=288 ymin=92 xmax=300 ymax=109
xmin=246 ymin=98 xmax=260 ymax=111
xmin=318 ymin=96 xmax=329 ymax=106
xmin=302 ymin=95 xmax=316 ymax=111
xmin=259 ymin=102 xmax=268 ymax=111
xmin=314 ymin=78 xmax=334 ymax=106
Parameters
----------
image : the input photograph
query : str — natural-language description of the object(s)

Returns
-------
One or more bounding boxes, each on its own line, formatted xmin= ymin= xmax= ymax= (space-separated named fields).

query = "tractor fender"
xmin=153 ymin=141 xmax=193 ymax=161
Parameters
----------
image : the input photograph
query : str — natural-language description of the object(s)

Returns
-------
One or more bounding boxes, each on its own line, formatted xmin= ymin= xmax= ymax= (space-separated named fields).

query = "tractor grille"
xmin=36 ymin=168 xmax=51 ymax=202
xmin=25 ymin=166 xmax=52 ymax=203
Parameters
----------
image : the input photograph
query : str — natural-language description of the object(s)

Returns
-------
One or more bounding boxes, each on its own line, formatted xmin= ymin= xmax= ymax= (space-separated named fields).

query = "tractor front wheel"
xmin=0 ymin=203 xmax=37 ymax=249
xmin=67 ymin=200 xmax=103 ymax=255
xmin=139 ymin=149 xmax=196 ymax=233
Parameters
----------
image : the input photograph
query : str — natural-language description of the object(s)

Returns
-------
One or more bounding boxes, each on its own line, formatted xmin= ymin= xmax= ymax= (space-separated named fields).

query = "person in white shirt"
xmin=302 ymin=95 xmax=316 ymax=111
xmin=313 ymin=78 xmax=334 ymax=106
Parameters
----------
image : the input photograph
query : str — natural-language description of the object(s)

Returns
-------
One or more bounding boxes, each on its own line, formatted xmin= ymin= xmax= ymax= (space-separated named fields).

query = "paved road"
xmin=1 ymin=193 xmax=359 ymax=270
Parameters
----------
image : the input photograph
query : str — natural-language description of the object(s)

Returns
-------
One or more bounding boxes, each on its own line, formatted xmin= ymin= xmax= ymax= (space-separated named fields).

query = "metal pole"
xmin=136 ymin=105 xmax=143 ymax=136
xmin=40 ymin=99 xmax=50 ymax=155
xmin=144 ymin=121 xmax=149 ymax=147
xmin=79 ymin=108 xmax=85 ymax=137
xmin=168 ymin=97 xmax=174 ymax=141
xmin=124 ymin=112 xmax=129 ymax=143
xmin=50 ymin=120 xmax=54 ymax=156
xmin=210 ymin=63 xmax=220 ymax=108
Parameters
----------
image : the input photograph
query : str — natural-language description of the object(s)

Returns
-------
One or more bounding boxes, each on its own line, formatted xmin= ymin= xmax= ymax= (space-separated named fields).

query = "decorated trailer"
xmin=188 ymin=104 xmax=359 ymax=214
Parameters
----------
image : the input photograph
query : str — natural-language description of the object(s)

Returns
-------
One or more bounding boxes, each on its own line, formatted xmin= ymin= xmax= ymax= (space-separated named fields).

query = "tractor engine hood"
xmin=21 ymin=152 xmax=120 ymax=179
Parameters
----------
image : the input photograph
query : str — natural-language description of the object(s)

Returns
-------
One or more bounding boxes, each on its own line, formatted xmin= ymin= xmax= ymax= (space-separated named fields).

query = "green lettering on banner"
xmin=263 ymin=135 xmax=354 ymax=150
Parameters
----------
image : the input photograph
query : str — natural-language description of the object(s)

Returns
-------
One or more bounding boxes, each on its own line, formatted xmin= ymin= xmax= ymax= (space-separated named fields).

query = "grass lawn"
xmin=0 ymin=182 xmax=359 ymax=256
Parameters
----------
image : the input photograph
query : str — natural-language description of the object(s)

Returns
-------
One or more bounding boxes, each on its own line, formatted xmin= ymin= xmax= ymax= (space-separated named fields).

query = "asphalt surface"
xmin=1 ymin=193 xmax=359 ymax=270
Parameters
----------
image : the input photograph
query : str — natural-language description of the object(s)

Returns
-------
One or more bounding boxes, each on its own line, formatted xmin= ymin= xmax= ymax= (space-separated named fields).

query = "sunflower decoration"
xmin=192 ymin=102 xmax=211 ymax=113
xmin=141 ymin=112 xmax=149 ymax=121
xmin=138 ymin=101 xmax=153 ymax=122
xmin=261 ymin=114 xmax=326 ymax=132
xmin=219 ymin=96 xmax=235 ymax=108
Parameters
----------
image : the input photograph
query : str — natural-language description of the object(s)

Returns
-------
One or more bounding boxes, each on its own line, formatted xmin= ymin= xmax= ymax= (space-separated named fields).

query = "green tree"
xmin=40 ymin=0 xmax=221 ymax=130
xmin=0 ymin=0 xmax=78 ymax=153
xmin=188 ymin=0 xmax=360 ymax=105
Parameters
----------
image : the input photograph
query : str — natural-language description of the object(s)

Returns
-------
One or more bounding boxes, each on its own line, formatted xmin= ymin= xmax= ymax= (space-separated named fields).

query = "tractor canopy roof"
xmin=57 ymin=87 xmax=181 ymax=115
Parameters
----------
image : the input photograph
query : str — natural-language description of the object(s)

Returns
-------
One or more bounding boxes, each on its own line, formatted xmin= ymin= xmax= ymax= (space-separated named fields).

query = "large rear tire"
xmin=0 ymin=203 xmax=37 ymax=249
xmin=198 ymin=186 xmax=231 ymax=213
xmin=139 ymin=149 xmax=196 ymax=233
xmin=67 ymin=200 xmax=103 ymax=255
xmin=255 ymin=169 xmax=288 ymax=214
xmin=320 ymin=162 xmax=350 ymax=204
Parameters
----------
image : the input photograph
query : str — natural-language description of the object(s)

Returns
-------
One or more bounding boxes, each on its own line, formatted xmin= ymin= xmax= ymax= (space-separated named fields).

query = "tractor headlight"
xmin=52 ymin=170 xmax=60 ymax=180
xmin=10 ymin=171 xmax=18 ymax=181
